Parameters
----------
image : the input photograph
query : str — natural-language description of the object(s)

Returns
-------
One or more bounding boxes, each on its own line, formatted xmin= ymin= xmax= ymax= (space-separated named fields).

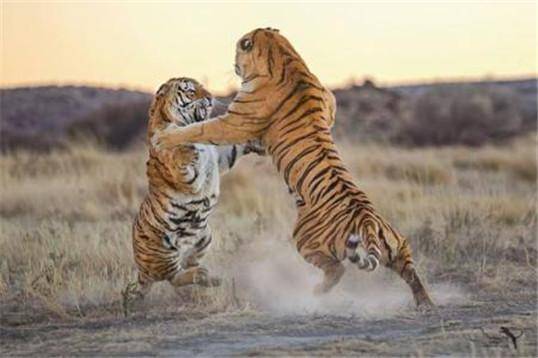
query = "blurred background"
xmin=0 ymin=1 xmax=537 ymax=334
xmin=1 ymin=1 xmax=536 ymax=150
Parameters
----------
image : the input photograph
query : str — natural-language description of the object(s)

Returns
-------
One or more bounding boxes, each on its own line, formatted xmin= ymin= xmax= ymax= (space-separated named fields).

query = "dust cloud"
xmin=228 ymin=238 xmax=465 ymax=317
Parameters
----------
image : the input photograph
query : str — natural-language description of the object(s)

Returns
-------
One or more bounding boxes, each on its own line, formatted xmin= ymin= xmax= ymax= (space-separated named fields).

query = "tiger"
xmin=131 ymin=77 xmax=263 ymax=299
xmin=152 ymin=29 xmax=434 ymax=308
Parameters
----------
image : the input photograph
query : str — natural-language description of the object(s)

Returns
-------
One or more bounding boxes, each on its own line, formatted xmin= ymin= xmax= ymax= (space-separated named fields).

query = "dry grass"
xmin=0 ymin=135 xmax=536 ymax=322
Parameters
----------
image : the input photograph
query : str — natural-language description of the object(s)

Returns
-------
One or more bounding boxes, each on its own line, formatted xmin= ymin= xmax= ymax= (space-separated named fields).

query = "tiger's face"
xmin=158 ymin=77 xmax=213 ymax=126
xmin=234 ymin=27 xmax=289 ymax=81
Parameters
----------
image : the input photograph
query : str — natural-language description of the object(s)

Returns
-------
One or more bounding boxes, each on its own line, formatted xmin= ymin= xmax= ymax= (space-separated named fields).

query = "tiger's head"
xmin=234 ymin=27 xmax=305 ymax=82
xmin=149 ymin=77 xmax=213 ymax=130
xmin=233 ymin=28 xmax=335 ymax=129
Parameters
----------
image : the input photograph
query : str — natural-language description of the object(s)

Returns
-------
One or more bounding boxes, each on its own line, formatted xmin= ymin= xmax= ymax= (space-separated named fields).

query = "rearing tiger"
xmin=153 ymin=29 xmax=433 ymax=307
xmin=132 ymin=77 xmax=262 ymax=299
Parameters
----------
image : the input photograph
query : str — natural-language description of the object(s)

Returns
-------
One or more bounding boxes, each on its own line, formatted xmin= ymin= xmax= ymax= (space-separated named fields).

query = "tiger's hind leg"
xmin=124 ymin=272 xmax=154 ymax=300
xmin=314 ymin=261 xmax=345 ymax=295
xmin=170 ymin=239 xmax=222 ymax=289
xmin=169 ymin=266 xmax=221 ymax=288
xmin=121 ymin=272 xmax=154 ymax=316
xmin=136 ymin=272 xmax=154 ymax=297
xmin=301 ymin=250 xmax=345 ymax=295
xmin=389 ymin=240 xmax=434 ymax=308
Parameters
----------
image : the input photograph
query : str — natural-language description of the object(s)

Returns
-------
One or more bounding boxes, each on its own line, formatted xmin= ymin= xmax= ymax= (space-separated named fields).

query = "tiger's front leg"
xmin=152 ymin=112 xmax=265 ymax=150
xmin=216 ymin=139 xmax=266 ymax=174
xmin=169 ymin=266 xmax=221 ymax=288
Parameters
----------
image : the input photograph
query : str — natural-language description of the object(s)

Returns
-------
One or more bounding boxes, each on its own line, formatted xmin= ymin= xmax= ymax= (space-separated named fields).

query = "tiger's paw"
xmin=244 ymin=140 xmax=266 ymax=156
xmin=313 ymin=282 xmax=330 ymax=296
xmin=121 ymin=281 xmax=145 ymax=302
xmin=121 ymin=281 xmax=146 ymax=317
xmin=151 ymin=124 xmax=182 ymax=151
xmin=414 ymin=292 xmax=436 ymax=313
xmin=313 ymin=277 xmax=341 ymax=296
xmin=346 ymin=235 xmax=379 ymax=272
xmin=313 ymin=263 xmax=345 ymax=296
xmin=357 ymin=254 xmax=379 ymax=272
xmin=193 ymin=267 xmax=222 ymax=287
xmin=348 ymin=249 xmax=379 ymax=272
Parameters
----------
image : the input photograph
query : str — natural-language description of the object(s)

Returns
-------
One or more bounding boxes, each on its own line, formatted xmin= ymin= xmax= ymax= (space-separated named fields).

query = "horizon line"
xmin=1 ymin=73 xmax=536 ymax=96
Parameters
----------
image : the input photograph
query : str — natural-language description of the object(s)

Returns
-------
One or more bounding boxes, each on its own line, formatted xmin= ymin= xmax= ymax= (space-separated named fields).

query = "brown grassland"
xmin=0 ymin=134 xmax=536 ymax=356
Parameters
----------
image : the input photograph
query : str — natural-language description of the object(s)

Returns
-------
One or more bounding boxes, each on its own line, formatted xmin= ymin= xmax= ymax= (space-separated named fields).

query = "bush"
xmin=396 ymin=85 xmax=523 ymax=146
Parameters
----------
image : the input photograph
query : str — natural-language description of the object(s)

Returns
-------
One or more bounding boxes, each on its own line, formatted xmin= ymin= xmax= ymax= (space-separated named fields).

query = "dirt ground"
xmin=1 ymin=289 xmax=536 ymax=357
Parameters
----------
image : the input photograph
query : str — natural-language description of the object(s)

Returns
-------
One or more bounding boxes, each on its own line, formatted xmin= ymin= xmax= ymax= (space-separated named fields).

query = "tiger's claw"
xmin=193 ymin=267 xmax=222 ymax=287
xmin=346 ymin=234 xmax=379 ymax=272
xmin=359 ymin=255 xmax=379 ymax=271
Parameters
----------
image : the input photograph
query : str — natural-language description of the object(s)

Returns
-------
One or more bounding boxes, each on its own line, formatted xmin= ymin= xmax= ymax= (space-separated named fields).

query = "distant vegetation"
xmin=333 ymin=78 xmax=537 ymax=146
xmin=0 ymin=79 xmax=536 ymax=151
xmin=0 ymin=86 xmax=151 ymax=151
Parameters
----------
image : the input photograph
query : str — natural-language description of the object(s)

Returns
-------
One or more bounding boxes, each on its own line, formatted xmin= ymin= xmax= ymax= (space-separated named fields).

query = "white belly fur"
xmin=160 ymin=144 xmax=221 ymax=267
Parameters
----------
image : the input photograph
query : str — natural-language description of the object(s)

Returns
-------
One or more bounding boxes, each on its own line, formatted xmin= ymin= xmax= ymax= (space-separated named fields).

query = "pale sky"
xmin=1 ymin=1 xmax=536 ymax=94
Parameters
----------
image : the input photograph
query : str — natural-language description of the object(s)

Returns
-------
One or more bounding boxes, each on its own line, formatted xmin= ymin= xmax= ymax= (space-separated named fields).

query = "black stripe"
xmin=264 ymin=80 xmax=314 ymax=123
xmin=267 ymin=45 xmax=274 ymax=77
xmin=274 ymin=131 xmax=319 ymax=168
xmin=185 ymin=167 xmax=199 ymax=185
xmin=229 ymin=145 xmax=238 ymax=168
xmin=233 ymin=98 xmax=264 ymax=104
xmin=295 ymin=157 xmax=329 ymax=196
xmin=280 ymin=95 xmax=323 ymax=122
xmin=277 ymin=107 xmax=324 ymax=134
xmin=283 ymin=145 xmax=320 ymax=184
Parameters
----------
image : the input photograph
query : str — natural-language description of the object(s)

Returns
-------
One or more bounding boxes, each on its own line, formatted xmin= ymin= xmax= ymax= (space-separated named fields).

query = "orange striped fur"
xmin=153 ymin=30 xmax=433 ymax=307
xmin=132 ymin=77 xmax=261 ymax=298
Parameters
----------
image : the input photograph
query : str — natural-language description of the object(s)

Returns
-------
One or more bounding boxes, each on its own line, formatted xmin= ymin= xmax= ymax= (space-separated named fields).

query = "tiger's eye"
xmin=240 ymin=38 xmax=253 ymax=51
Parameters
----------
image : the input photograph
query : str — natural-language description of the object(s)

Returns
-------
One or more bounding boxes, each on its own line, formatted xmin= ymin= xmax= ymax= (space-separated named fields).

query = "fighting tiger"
xmin=131 ymin=77 xmax=262 ymax=298
xmin=153 ymin=29 xmax=434 ymax=307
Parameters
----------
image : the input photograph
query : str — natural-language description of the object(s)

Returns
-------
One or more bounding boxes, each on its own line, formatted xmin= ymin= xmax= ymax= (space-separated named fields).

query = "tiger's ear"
xmin=149 ymin=81 xmax=172 ymax=117
xmin=156 ymin=82 xmax=171 ymax=98
xmin=265 ymin=27 xmax=280 ymax=33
